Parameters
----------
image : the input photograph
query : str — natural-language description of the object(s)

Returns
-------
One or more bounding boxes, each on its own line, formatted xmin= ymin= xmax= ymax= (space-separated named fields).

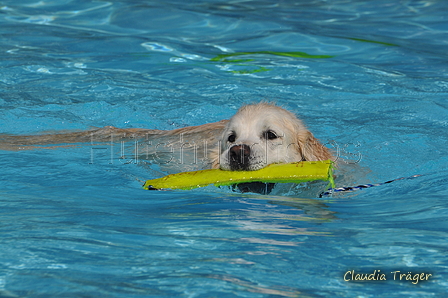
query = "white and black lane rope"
xmin=319 ymin=174 xmax=422 ymax=197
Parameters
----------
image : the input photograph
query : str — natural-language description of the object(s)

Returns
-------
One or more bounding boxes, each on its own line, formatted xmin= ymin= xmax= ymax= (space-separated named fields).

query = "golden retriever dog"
xmin=210 ymin=103 xmax=333 ymax=171
xmin=209 ymin=103 xmax=333 ymax=193
xmin=1 ymin=103 xmax=334 ymax=194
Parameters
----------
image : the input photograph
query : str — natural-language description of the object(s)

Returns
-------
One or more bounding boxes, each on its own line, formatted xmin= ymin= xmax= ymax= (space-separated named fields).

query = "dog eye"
xmin=264 ymin=130 xmax=278 ymax=140
xmin=228 ymin=134 xmax=236 ymax=143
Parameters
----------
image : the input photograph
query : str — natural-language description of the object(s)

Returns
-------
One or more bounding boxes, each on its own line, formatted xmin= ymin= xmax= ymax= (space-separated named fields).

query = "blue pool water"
xmin=1 ymin=0 xmax=448 ymax=297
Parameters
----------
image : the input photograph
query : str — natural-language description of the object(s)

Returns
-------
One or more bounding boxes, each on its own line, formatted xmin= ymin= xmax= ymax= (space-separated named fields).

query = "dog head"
xmin=211 ymin=103 xmax=333 ymax=171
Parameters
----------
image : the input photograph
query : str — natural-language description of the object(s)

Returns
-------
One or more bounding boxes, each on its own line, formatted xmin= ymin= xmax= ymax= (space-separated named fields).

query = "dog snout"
xmin=229 ymin=144 xmax=251 ymax=170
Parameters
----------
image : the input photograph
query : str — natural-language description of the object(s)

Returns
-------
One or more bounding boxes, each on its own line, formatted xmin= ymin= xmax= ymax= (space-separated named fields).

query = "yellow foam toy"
xmin=143 ymin=160 xmax=334 ymax=190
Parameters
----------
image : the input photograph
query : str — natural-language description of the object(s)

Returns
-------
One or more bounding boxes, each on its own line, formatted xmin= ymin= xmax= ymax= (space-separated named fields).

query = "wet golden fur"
xmin=1 ymin=103 xmax=333 ymax=170
xmin=210 ymin=103 xmax=333 ymax=170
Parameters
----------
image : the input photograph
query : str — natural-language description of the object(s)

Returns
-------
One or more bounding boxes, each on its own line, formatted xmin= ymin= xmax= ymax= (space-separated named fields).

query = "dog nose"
xmin=229 ymin=144 xmax=251 ymax=170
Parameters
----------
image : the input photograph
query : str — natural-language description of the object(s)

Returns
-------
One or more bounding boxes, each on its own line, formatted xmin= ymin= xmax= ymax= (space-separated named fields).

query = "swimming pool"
xmin=1 ymin=0 xmax=447 ymax=297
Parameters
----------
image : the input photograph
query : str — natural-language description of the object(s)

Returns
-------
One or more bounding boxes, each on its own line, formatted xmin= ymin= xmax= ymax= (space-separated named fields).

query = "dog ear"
xmin=298 ymin=131 xmax=333 ymax=161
